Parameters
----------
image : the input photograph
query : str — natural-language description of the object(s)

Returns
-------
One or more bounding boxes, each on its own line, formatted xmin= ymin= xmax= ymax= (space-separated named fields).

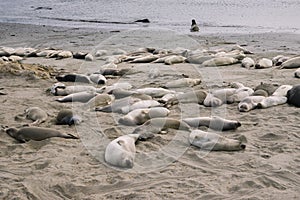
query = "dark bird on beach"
xmin=190 ymin=19 xmax=199 ymax=32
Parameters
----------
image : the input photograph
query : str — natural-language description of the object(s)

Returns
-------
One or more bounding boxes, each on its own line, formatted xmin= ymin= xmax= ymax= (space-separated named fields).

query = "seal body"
xmin=89 ymin=73 xmax=107 ymax=84
xmin=95 ymin=96 xmax=141 ymax=113
xmin=287 ymin=84 xmax=300 ymax=107
xmin=85 ymin=94 xmax=114 ymax=110
xmin=295 ymin=68 xmax=300 ymax=78
xmin=255 ymin=58 xmax=273 ymax=69
xmin=56 ymin=109 xmax=82 ymax=125
xmin=56 ymin=91 xmax=97 ymax=103
xmin=280 ymin=56 xmax=300 ymax=69
xmin=202 ymin=57 xmax=238 ymax=67
xmin=189 ymin=130 xmax=246 ymax=151
xmin=135 ymin=87 xmax=175 ymax=98
xmin=51 ymin=83 xmax=102 ymax=96
xmin=105 ymin=134 xmax=139 ymax=168
xmin=6 ymin=127 xmax=78 ymax=142
xmin=121 ymin=100 xmax=161 ymax=114
xmin=164 ymin=78 xmax=201 ymax=88
xmin=119 ymin=107 xmax=170 ymax=126
xmin=256 ymin=96 xmax=287 ymax=109
xmin=272 ymin=85 xmax=292 ymax=96
xmin=238 ymin=96 xmax=265 ymax=112
xmin=183 ymin=116 xmax=241 ymax=131
xmin=56 ymin=74 xmax=92 ymax=83
xmin=241 ymin=57 xmax=255 ymax=68
xmin=24 ymin=107 xmax=48 ymax=125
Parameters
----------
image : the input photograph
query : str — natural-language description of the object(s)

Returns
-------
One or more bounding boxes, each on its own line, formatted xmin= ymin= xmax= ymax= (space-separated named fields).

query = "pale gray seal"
xmin=280 ymin=56 xmax=300 ymax=69
xmin=183 ymin=116 xmax=241 ymax=131
xmin=189 ymin=130 xmax=246 ymax=151
xmin=256 ymin=96 xmax=287 ymax=109
xmin=23 ymin=107 xmax=48 ymax=125
xmin=271 ymin=85 xmax=292 ymax=96
xmin=119 ymin=107 xmax=170 ymax=126
xmin=163 ymin=78 xmax=201 ymax=88
xmin=104 ymin=134 xmax=139 ymax=168
xmin=56 ymin=91 xmax=97 ymax=103
xmin=56 ymin=109 xmax=82 ymax=125
xmin=241 ymin=57 xmax=255 ymax=68
xmin=6 ymin=127 xmax=79 ymax=143
xmin=202 ymin=57 xmax=239 ymax=67
xmin=238 ymin=96 xmax=265 ymax=112
xmin=255 ymin=58 xmax=273 ymax=69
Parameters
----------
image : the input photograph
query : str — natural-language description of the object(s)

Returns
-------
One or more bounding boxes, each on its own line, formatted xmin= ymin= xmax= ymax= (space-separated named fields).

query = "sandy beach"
xmin=0 ymin=22 xmax=300 ymax=199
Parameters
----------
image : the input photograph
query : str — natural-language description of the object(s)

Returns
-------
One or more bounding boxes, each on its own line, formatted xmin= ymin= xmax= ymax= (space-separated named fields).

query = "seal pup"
xmin=203 ymin=93 xmax=223 ymax=107
xmin=189 ymin=130 xmax=246 ymax=151
xmin=280 ymin=56 xmax=300 ymax=69
xmin=241 ymin=57 xmax=255 ymax=69
xmin=23 ymin=107 xmax=48 ymax=125
xmin=238 ymin=96 xmax=265 ymax=112
xmin=135 ymin=87 xmax=176 ymax=98
xmin=56 ymin=74 xmax=92 ymax=83
xmin=89 ymin=73 xmax=107 ymax=84
xmin=255 ymin=58 xmax=273 ymax=69
xmin=163 ymin=78 xmax=201 ymax=88
xmin=162 ymin=90 xmax=207 ymax=106
xmin=72 ymin=52 xmax=88 ymax=59
xmin=256 ymin=96 xmax=287 ymax=109
xmin=6 ymin=127 xmax=79 ymax=143
xmin=84 ymin=94 xmax=114 ymax=110
xmin=272 ymin=55 xmax=290 ymax=66
xmin=190 ymin=19 xmax=199 ymax=32
xmin=119 ymin=107 xmax=170 ymax=126
xmin=295 ymin=68 xmax=300 ymax=78
xmin=132 ymin=117 xmax=191 ymax=136
xmin=50 ymin=83 xmax=103 ymax=96
xmin=56 ymin=91 xmax=97 ymax=103
xmin=164 ymin=55 xmax=186 ymax=65
xmin=202 ymin=57 xmax=239 ymax=67
xmin=252 ymin=89 xmax=269 ymax=97
xmin=56 ymin=109 xmax=82 ymax=125
xmin=272 ymin=85 xmax=292 ymax=96
xmin=231 ymin=45 xmax=253 ymax=54
xmin=130 ymin=55 xmax=159 ymax=63
xmin=183 ymin=116 xmax=241 ymax=131
xmin=227 ymin=87 xmax=254 ymax=103
xmin=121 ymin=100 xmax=161 ymax=114
xmin=254 ymin=82 xmax=277 ymax=96
xmin=286 ymin=84 xmax=300 ymax=107
xmin=95 ymin=96 xmax=141 ymax=113
xmin=104 ymin=134 xmax=139 ymax=168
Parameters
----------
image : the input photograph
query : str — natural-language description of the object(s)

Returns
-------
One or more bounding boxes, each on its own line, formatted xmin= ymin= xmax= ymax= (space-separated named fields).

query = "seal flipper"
xmin=64 ymin=134 xmax=79 ymax=139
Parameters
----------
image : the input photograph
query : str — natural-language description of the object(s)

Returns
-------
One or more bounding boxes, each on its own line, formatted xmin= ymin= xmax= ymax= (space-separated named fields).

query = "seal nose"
xmin=240 ymin=144 xmax=246 ymax=149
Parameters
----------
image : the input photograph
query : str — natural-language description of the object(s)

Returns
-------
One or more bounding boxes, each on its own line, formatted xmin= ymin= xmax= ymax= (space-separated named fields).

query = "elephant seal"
xmin=272 ymin=55 xmax=290 ymax=66
xmin=6 ymin=127 xmax=78 ymax=143
xmin=119 ymin=107 xmax=170 ymax=126
xmin=132 ymin=117 xmax=191 ymax=136
xmin=212 ymin=88 xmax=237 ymax=103
xmin=56 ymin=74 xmax=92 ymax=83
xmin=287 ymin=84 xmax=300 ymax=107
xmin=50 ymin=83 xmax=103 ymax=96
xmin=104 ymin=134 xmax=139 ymax=168
xmin=183 ymin=116 xmax=241 ymax=131
xmin=238 ymin=96 xmax=265 ymax=112
xmin=254 ymin=82 xmax=277 ymax=96
xmin=95 ymin=96 xmax=141 ymax=113
xmin=56 ymin=109 xmax=82 ymax=125
xmin=24 ymin=107 xmax=48 ymax=125
xmin=255 ymin=58 xmax=273 ymax=69
xmin=252 ymin=89 xmax=269 ymax=97
xmin=256 ymin=96 xmax=287 ymax=109
xmin=121 ymin=100 xmax=161 ymax=114
xmin=84 ymin=94 xmax=114 ymax=110
xmin=163 ymin=90 xmax=207 ymax=106
xmin=135 ymin=87 xmax=176 ymax=98
xmin=164 ymin=55 xmax=186 ymax=65
xmin=56 ymin=91 xmax=97 ymax=103
xmin=294 ymin=68 xmax=300 ymax=78
xmin=72 ymin=52 xmax=87 ymax=59
xmin=202 ymin=57 xmax=239 ymax=67
xmin=203 ymin=93 xmax=223 ymax=107
xmin=163 ymin=78 xmax=201 ymax=88
xmin=272 ymin=85 xmax=292 ymax=96
xmin=130 ymin=55 xmax=159 ymax=63
xmin=231 ymin=45 xmax=253 ymax=54
xmin=241 ymin=57 xmax=255 ymax=68
xmin=89 ymin=73 xmax=107 ymax=84
xmin=190 ymin=19 xmax=199 ymax=32
xmin=189 ymin=130 xmax=246 ymax=151
xmin=280 ymin=56 xmax=300 ymax=69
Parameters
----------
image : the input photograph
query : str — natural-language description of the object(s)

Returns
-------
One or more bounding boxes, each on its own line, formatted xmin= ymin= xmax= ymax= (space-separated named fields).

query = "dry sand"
xmin=0 ymin=22 xmax=300 ymax=199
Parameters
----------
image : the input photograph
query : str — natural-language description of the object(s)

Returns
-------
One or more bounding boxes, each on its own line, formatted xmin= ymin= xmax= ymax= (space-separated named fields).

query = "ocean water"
xmin=0 ymin=0 xmax=300 ymax=34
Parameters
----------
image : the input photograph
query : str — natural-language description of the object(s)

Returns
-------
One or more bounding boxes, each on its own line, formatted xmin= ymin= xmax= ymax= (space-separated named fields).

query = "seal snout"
xmin=240 ymin=144 xmax=246 ymax=149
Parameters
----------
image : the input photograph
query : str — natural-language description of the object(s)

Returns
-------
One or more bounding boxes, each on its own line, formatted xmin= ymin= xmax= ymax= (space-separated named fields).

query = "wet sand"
xmin=0 ymin=22 xmax=300 ymax=199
